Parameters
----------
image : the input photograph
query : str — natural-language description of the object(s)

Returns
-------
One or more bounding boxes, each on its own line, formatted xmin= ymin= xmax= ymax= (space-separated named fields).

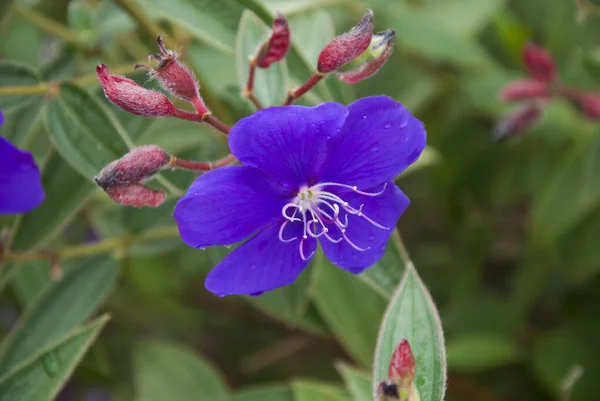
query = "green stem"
xmin=11 ymin=4 xmax=81 ymax=45
xmin=5 ymin=226 xmax=180 ymax=263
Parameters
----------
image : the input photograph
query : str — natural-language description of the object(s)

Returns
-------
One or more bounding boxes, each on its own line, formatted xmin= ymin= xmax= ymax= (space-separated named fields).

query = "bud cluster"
xmin=497 ymin=42 xmax=600 ymax=139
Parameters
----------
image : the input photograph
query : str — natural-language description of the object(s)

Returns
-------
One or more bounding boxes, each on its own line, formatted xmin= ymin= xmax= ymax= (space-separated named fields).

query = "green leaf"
xmin=424 ymin=0 xmax=505 ymax=37
xmin=292 ymin=380 xmax=349 ymax=401
xmin=531 ymin=133 xmax=600 ymax=246
xmin=0 ymin=61 xmax=41 ymax=110
xmin=446 ymin=333 xmax=520 ymax=371
xmin=313 ymin=252 xmax=387 ymax=366
xmin=373 ymin=264 xmax=446 ymax=401
xmin=336 ymin=363 xmax=372 ymax=401
xmin=231 ymin=385 xmax=293 ymax=401
xmin=44 ymin=82 xmax=132 ymax=181
xmin=358 ymin=230 xmax=408 ymax=299
xmin=0 ymin=256 xmax=119 ymax=375
xmin=288 ymin=10 xmax=334 ymax=67
xmin=0 ymin=315 xmax=109 ymax=401
xmin=11 ymin=262 xmax=51 ymax=305
xmin=236 ymin=10 xmax=289 ymax=107
xmin=137 ymin=0 xmax=240 ymax=54
xmin=134 ymin=341 xmax=229 ymax=401
xmin=1 ymin=98 xmax=43 ymax=147
xmin=10 ymin=152 xmax=96 ymax=251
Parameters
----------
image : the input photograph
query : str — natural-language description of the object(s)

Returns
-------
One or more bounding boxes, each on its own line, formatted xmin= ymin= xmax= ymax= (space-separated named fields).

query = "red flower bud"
xmin=499 ymin=79 xmax=550 ymax=102
xmin=495 ymin=103 xmax=543 ymax=139
xmin=336 ymin=29 xmax=394 ymax=84
xmin=523 ymin=42 xmax=557 ymax=83
xmin=136 ymin=36 xmax=206 ymax=113
xmin=94 ymin=145 xmax=170 ymax=190
xmin=96 ymin=64 xmax=177 ymax=117
xmin=317 ymin=10 xmax=374 ymax=74
xmin=256 ymin=12 xmax=290 ymax=68
xmin=570 ymin=92 xmax=600 ymax=121
xmin=389 ymin=339 xmax=416 ymax=387
xmin=106 ymin=184 xmax=166 ymax=208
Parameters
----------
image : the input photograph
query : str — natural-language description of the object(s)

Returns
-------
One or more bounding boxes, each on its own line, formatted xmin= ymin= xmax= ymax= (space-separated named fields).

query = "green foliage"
xmin=1 ymin=0 xmax=599 ymax=400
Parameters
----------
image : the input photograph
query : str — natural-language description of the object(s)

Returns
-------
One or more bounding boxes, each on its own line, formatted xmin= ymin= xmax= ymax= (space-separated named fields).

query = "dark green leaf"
xmin=446 ymin=333 xmax=520 ymax=371
xmin=0 ymin=61 xmax=41 ymax=110
xmin=231 ymin=385 xmax=293 ymax=401
xmin=336 ymin=363 xmax=371 ymax=401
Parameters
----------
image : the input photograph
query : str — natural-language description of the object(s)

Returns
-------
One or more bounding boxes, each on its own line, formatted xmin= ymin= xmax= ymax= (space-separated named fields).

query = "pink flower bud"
xmin=94 ymin=145 xmax=170 ymax=190
xmin=336 ymin=29 xmax=394 ymax=84
xmin=136 ymin=37 xmax=206 ymax=112
xmin=96 ymin=64 xmax=177 ymax=117
xmin=256 ymin=12 xmax=290 ymax=68
xmin=495 ymin=103 xmax=543 ymax=139
xmin=523 ymin=42 xmax=557 ymax=83
xmin=570 ymin=92 xmax=600 ymax=120
xmin=500 ymin=79 xmax=550 ymax=102
xmin=106 ymin=184 xmax=166 ymax=208
xmin=317 ymin=10 xmax=374 ymax=74
xmin=389 ymin=339 xmax=416 ymax=387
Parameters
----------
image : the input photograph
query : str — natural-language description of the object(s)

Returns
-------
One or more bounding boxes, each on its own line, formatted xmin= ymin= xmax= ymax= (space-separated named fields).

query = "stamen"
xmin=282 ymin=203 xmax=301 ymax=221
xmin=278 ymin=221 xmax=297 ymax=242
xmin=299 ymin=238 xmax=315 ymax=261
xmin=341 ymin=229 xmax=370 ymax=251
xmin=311 ymin=182 xmax=388 ymax=196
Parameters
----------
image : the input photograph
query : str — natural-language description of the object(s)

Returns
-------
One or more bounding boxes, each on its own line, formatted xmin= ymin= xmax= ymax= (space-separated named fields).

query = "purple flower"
xmin=174 ymin=96 xmax=425 ymax=296
xmin=0 ymin=110 xmax=45 ymax=214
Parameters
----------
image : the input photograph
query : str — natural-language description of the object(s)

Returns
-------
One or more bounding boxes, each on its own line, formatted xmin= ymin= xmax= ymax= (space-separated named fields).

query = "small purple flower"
xmin=0 ymin=110 xmax=45 ymax=214
xmin=174 ymin=96 xmax=425 ymax=296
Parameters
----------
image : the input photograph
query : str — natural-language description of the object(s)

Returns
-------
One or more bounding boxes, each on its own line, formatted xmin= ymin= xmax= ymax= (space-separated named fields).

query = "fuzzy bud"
xmin=256 ymin=13 xmax=290 ymax=68
xmin=94 ymin=145 xmax=170 ymax=190
xmin=336 ymin=29 xmax=394 ymax=84
xmin=106 ymin=184 xmax=166 ymax=208
xmin=377 ymin=339 xmax=419 ymax=401
xmin=96 ymin=64 xmax=176 ymax=117
xmin=570 ymin=92 xmax=600 ymax=121
xmin=317 ymin=10 xmax=374 ymax=74
xmin=494 ymin=103 xmax=543 ymax=140
xmin=136 ymin=36 xmax=206 ymax=113
xmin=499 ymin=79 xmax=550 ymax=102
xmin=523 ymin=42 xmax=557 ymax=83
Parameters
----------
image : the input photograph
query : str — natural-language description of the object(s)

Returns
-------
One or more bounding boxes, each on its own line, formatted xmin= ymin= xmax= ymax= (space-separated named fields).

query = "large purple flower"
xmin=0 ymin=110 xmax=45 ymax=214
xmin=175 ymin=96 xmax=425 ymax=296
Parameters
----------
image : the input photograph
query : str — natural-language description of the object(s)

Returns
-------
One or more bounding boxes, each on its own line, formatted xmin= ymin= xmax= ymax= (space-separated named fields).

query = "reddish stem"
xmin=173 ymin=109 xmax=231 ymax=135
xmin=284 ymin=72 xmax=326 ymax=105
xmin=169 ymin=153 xmax=237 ymax=172
xmin=243 ymin=58 xmax=264 ymax=110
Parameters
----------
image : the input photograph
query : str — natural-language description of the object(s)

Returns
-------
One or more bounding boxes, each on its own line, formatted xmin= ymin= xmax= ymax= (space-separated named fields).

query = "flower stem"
xmin=11 ymin=4 xmax=81 ymax=45
xmin=169 ymin=154 xmax=237 ymax=172
xmin=284 ymin=71 xmax=326 ymax=105
xmin=5 ymin=226 xmax=181 ymax=263
xmin=242 ymin=57 xmax=264 ymax=110
xmin=172 ymin=110 xmax=231 ymax=135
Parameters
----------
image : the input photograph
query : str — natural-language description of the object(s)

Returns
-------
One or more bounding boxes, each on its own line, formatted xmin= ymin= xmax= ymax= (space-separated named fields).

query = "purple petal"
xmin=174 ymin=166 xmax=291 ymax=249
xmin=321 ymin=96 xmax=426 ymax=188
xmin=229 ymin=103 xmax=348 ymax=190
xmin=0 ymin=137 xmax=45 ymax=214
xmin=205 ymin=222 xmax=316 ymax=296
xmin=320 ymin=182 xmax=408 ymax=273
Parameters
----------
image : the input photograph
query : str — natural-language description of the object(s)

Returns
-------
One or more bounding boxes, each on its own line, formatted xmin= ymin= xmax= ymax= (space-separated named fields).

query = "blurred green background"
xmin=2 ymin=0 xmax=600 ymax=400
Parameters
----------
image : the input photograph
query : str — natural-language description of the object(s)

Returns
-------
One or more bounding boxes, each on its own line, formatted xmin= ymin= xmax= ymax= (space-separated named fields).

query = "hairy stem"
xmin=284 ymin=72 xmax=326 ymax=105
xmin=169 ymin=154 xmax=237 ymax=172
xmin=242 ymin=57 xmax=264 ymax=110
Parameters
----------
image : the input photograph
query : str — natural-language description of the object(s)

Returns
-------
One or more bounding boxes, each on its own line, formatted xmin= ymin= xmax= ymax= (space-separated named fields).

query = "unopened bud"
xmin=256 ymin=13 xmax=290 ymax=68
xmin=317 ymin=10 xmax=374 ymax=74
xmin=494 ymin=103 xmax=543 ymax=140
xmin=136 ymin=36 xmax=206 ymax=113
xmin=106 ymin=184 xmax=166 ymax=208
xmin=377 ymin=339 xmax=419 ymax=401
xmin=523 ymin=42 xmax=557 ymax=83
xmin=499 ymin=79 xmax=550 ymax=102
xmin=96 ymin=64 xmax=177 ymax=117
xmin=336 ymin=29 xmax=394 ymax=84
xmin=94 ymin=145 xmax=170 ymax=190
xmin=570 ymin=92 xmax=600 ymax=121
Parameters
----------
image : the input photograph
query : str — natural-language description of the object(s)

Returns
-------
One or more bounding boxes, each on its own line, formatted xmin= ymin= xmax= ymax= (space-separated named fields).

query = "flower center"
xmin=278 ymin=182 xmax=390 ymax=260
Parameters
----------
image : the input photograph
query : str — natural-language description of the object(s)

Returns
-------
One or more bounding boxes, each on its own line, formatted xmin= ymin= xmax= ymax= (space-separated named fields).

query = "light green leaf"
xmin=292 ymin=380 xmax=349 ymax=401
xmin=446 ymin=333 xmax=520 ymax=371
xmin=373 ymin=264 xmax=446 ymax=401
xmin=289 ymin=10 xmax=334 ymax=67
xmin=0 ymin=256 xmax=119 ymax=375
xmin=0 ymin=98 xmax=43 ymax=146
xmin=313 ymin=252 xmax=387 ymax=366
xmin=336 ymin=363 xmax=372 ymax=401
xmin=44 ymin=82 xmax=132 ymax=181
xmin=10 ymin=152 xmax=96 ymax=251
xmin=0 ymin=61 xmax=41 ymax=110
xmin=134 ymin=341 xmax=229 ymax=401
xmin=236 ymin=10 xmax=289 ymax=107
xmin=0 ymin=315 xmax=109 ymax=401
xmin=424 ymin=0 xmax=505 ymax=37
